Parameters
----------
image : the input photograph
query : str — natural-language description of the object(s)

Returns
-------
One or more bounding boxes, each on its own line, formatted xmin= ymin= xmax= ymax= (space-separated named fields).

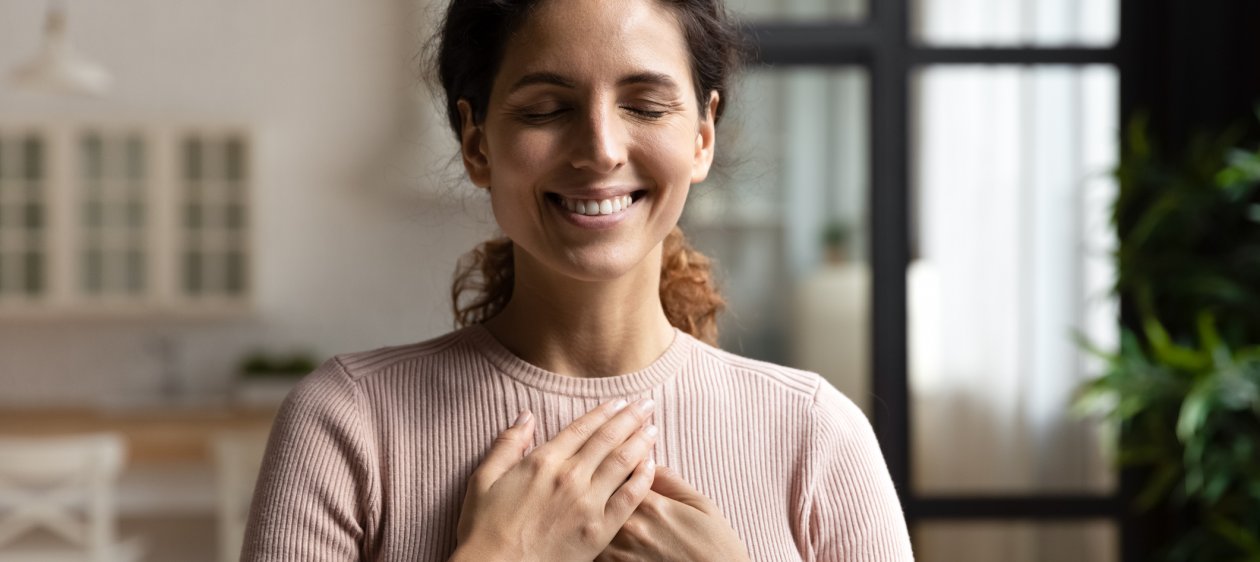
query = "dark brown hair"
xmin=433 ymin=0 xmax=746 ymax=345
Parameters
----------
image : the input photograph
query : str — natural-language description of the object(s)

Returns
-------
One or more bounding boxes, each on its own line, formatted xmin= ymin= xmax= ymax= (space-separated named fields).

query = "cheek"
xmin=489 ymin=129 xmax=559 ymax=180
xmin=636 ymin=127 xmax=698 ymax=186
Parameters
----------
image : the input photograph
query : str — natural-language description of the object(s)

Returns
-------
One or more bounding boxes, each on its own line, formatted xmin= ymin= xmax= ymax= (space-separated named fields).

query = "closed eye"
xmin=624 ymin=107 xmax=667 ymax=119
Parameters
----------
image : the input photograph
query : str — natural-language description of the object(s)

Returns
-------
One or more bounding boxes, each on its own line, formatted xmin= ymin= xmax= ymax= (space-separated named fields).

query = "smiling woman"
xmin=239 ymin=0 xmax=914 ymax=560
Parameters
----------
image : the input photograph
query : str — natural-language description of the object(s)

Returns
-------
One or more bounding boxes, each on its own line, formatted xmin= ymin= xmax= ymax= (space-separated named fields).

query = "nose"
xmin=569 ymin=105 xmax=627 ymax=173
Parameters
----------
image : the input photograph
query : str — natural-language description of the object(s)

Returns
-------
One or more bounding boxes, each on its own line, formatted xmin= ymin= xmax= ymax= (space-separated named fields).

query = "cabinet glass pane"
xmin=910 ymin=65 xmax=1119 ymax=494
xmin=0 ymin=133 xmax=47 ymax=298
xmin=729 ymin=0 xmax=865 ymax=22
xmin=682 ymin=67 xmax=871 ymax=414
xmin=78 ymin=132 xmax=149 ymax=298
xmin=916 ymin=521 xmax=1117 ymax=562
xmin=915 ymin=0 xmax=1118 ymax=47
xmin=180 ymin=132 xmax=250 ymax=299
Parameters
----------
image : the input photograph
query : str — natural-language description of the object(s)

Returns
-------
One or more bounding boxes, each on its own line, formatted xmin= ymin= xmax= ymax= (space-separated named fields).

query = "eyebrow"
xmin=507 ymin=71 xmax=681 ymax=94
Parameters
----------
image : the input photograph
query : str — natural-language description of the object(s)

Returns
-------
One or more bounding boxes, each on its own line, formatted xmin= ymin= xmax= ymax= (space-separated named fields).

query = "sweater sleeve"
xmin=241 ymin=357 xmax=379 ymax=561
xmin=804 ymin=380 xmax=915 ymax=561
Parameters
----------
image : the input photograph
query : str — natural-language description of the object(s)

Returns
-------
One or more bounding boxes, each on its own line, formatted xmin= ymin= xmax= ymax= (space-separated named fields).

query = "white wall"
xmin=0 ymin=0 xmax=496 ymax=405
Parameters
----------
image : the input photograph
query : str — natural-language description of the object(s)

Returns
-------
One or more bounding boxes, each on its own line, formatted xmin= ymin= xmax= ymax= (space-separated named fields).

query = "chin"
xmin=558 ymin=255 xmax=642 ymax=283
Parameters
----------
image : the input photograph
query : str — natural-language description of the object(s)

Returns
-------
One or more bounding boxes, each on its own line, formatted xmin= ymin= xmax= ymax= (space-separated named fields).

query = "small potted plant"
xmin=234 ymin=350 xmax=318 ymax=407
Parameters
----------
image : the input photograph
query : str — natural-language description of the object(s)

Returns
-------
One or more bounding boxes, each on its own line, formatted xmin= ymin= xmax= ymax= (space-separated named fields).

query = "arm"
xmin=240 ymin=358 xmax=379 ymax=561
xmin=805 ymin=382 xmax=915 ymax=561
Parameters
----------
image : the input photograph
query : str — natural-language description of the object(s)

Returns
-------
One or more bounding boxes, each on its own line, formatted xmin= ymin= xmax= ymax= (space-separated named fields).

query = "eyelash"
xmin=515 ymin=106 xmax=668 ymax=123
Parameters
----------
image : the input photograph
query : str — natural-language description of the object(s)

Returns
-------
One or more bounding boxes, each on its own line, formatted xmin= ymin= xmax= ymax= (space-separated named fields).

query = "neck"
xmin=482 ymin=244 xmax=677 ymax=378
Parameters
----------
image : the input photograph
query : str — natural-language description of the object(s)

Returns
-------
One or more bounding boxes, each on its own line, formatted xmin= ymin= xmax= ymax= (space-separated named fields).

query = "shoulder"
xmin=686 ymin=335 xmax=837 ymax=403
xmin=328 ymin=327 xmax=473 ymax=383
xmin=280 ymin=327 xmax=477 ymax=414
xmin=686 ymin=335 xmax=869 ymax=435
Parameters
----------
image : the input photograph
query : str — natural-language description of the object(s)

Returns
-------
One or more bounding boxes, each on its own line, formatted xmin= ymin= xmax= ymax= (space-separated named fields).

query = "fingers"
xmin=543 ymin=398 xmax=634 ymax=455
xmin=572 ymin=398 xmax=655 ymax=465
xmin=469 ymin=410 xmax=535 ymax=492
xmin=651 ymin=465 xmax=716 ymax=512
xmin=603 ymin=454 xmax=656 ymax=525
xmin=590 ymin=422 xmax=658 ymax=495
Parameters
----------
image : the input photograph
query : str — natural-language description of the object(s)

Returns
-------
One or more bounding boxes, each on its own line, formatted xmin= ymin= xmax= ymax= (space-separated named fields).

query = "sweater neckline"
xmin=465 ymin=323 xmax=694 ymax=397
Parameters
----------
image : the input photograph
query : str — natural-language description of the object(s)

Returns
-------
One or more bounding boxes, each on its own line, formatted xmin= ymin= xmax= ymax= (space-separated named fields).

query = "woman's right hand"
xmin=451 ymin=398 xmax=659 ymax=562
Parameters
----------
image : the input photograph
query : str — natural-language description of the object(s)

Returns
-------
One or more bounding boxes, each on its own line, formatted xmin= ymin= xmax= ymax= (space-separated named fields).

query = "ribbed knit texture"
xmin=242 ymin=325 xmax=914 ymax=561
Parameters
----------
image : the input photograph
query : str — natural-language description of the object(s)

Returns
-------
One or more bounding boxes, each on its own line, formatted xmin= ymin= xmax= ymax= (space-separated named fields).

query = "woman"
xmin=243 ymin=0 xmax=914 ymax=559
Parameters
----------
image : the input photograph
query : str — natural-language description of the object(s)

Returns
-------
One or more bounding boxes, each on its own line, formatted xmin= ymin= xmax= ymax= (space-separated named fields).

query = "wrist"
xmin=449 ymin=537 xmax=522 ymax=562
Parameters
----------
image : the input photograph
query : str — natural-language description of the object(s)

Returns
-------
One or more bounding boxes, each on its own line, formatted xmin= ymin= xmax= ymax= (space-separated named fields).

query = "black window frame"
xmin=743 ymin=0 xmax=1157 ymax=559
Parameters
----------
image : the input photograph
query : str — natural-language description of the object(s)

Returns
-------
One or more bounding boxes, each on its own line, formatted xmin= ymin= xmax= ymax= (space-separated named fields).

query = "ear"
xmin=458 ymin=99 xmax=492 ymax=188
xmin=690 ymin=91 xmax=720 ymax=184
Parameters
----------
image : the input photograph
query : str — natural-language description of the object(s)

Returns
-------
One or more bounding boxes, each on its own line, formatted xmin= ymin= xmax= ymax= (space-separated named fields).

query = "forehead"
xmin=494 ymin=0 xmax=694 ymax=93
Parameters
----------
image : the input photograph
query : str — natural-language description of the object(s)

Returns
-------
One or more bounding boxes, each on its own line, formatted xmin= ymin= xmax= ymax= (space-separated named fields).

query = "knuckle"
xmin=639 ymin=494 xmax=666 ymax=517
xmin=620 ymin=518 xmax=644 ymax=538
xmin=491 ymin=432 xmax=516 ymax=448
xmin=611 ymin=447 xmax=637 ymax=469
xmin=567 ymin=419 xmax=595 ymax=440
xmin=609 ymin=487 xmax=641 ymax=513
xmin=594 ymin=428 xmax=623 ymax=447
xmin=578 ymin=519 xmax=603 ymax=545
xmin=524 ymin=450 xmax=554 ymax=471
xmin=552 ymin=466 xmax=582 ymax=490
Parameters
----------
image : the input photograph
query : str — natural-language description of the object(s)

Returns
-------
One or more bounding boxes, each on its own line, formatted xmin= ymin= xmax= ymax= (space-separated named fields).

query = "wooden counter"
xmin=0 ymin=405 xmax=278 ymax=465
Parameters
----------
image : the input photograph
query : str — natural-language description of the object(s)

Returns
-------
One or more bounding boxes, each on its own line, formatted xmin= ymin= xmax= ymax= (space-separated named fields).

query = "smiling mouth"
xmin=546 ymin=190 xmax=648 ymax=216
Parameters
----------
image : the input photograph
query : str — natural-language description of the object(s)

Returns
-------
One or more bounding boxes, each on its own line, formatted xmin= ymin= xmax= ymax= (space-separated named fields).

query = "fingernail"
xmin=646 ymin=456 xmax=656 ymax=473
xmin=636 ymin=398 xmax=655 ymax=413
xmin=513 ymin=410 xmax=531 ymax=427
xmin=611 ymin=399 xmax=629 ymax=412
xmin=644 ymin=424 xmax=659 ymax=438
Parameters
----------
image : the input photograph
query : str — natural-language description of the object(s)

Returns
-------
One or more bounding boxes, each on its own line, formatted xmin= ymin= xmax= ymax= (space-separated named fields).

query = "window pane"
xmin=84 ymin=248 xmax=103 ymax=293
xmin=226 ymin=251 xmax=245 ymax=295
xmin=24 ymin=252 xmax=42 ymax=294
xmin=683 ymin=66 xmax=871 ymax=414
xmin=23 ymin=136 xmax=42 ymax=180
xmin=914 ymin=0 xmax=1118 ymax=47
xmin=916 ymin=521 xmax=1117 ymax=562
xmin=184 ymin=251 xmax=202 ymax=295
xmin=730 ymin=0 xmax=865 ymax=22
xmin=226 ymin=137 xmax=245 ymax=182
xmin=911 ymin=65 xmax=1119 ymax=494
xmin=82 ymin=134 xmax=103 ymax=181
xmin=126 ymin=135 xmax=144 ymax=181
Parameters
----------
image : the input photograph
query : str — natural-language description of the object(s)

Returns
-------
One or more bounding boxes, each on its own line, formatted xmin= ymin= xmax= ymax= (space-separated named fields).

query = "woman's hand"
xmin=451 ymin=398 xmax=659 ymax=562
xmin=595 ymin=465 xmax=750 ymax=562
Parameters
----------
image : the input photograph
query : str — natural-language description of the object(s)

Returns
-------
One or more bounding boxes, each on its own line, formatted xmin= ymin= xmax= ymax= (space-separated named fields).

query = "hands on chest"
xmin=450 ymin=399 xmax=751 ymax=562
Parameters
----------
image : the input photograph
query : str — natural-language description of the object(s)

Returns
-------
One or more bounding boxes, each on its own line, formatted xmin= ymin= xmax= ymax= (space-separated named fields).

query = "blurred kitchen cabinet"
xmin=0 ymin=122 xmax=253 ymax=317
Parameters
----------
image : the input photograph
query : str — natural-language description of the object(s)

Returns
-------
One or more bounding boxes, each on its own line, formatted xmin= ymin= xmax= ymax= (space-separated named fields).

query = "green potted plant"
xmin=1076 ymin=109 xmax=1260 ymax=561
xmin=821 ymin=219 xmax=853 ymax=264
xmin=235 ymin=350 xmax=318 ymax=407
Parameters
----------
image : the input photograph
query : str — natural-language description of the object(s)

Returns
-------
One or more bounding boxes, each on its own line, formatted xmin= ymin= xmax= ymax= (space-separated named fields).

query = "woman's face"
xmin=459 ymin=0 xmax=718 ymax=284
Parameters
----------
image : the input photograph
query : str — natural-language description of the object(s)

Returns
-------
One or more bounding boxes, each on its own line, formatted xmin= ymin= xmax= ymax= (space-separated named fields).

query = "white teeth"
xmin=562 ymin=194 xmax=636 ymax=216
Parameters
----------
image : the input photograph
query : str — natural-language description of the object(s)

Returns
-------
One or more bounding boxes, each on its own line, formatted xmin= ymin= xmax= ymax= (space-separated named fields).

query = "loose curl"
xmin=434 ymin=0 xmax=745 ymax=346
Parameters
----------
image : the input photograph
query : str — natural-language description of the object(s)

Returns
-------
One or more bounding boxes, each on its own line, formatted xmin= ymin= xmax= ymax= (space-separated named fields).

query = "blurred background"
xmin=1 ymin=0 xmax=1258 ymax=560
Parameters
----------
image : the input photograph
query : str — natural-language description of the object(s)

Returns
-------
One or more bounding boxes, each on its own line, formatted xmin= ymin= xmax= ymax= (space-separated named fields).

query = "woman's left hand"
xmin=594 ymin=465 xmax=750 ymax=562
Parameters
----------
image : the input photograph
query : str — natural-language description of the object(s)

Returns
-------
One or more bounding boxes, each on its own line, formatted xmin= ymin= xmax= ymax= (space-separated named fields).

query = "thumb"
xmin=472 ymin=410 xmax=535 ymax=490
xmin=650 ymin=465 xmax=711 ymax=511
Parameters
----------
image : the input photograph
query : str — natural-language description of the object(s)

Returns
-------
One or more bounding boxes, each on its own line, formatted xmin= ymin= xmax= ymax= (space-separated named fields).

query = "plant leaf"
xmin=1178 ymin=378 xmax=1216 ymax=442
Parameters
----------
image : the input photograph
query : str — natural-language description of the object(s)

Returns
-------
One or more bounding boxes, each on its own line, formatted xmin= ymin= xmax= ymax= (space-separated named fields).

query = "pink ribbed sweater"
xmin=242 ymin=324 xmax=914 ymax=561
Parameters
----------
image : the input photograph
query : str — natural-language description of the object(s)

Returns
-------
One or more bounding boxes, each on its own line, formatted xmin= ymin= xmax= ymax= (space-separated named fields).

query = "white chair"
xmin=211 ymin=429 xmax=269 ymax=562
xmin=0 ymin=433 xmax=144 ymax=562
